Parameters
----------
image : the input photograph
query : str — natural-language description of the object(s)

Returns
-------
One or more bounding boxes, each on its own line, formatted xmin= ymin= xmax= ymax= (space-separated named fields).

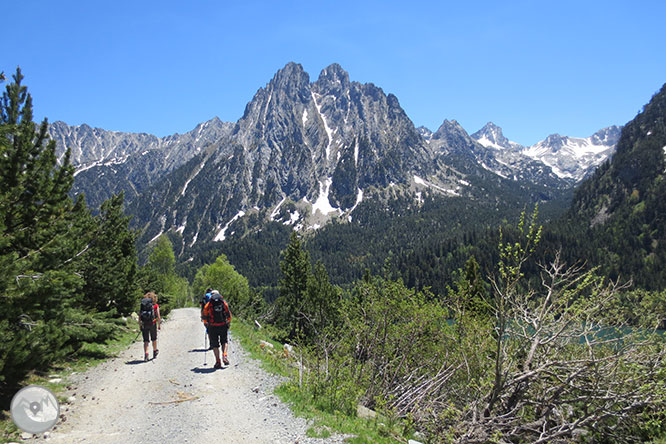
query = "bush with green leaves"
xmin=288 ymin=208 xmax=666 ymax=443
xmin=192 ymin=253 xmax=262 ymax=318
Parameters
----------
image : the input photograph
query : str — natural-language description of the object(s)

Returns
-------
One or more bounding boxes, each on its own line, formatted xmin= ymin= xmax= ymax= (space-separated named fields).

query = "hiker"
xmin=201 ymin=290 xmax=232 ymax=369
xmin=200 ymin=288 xmax=213 ymax=349
xmin=200 ymin=288 xmax=213 ymax=316
xmin=139 ymin=291 xmax=161 ymax=362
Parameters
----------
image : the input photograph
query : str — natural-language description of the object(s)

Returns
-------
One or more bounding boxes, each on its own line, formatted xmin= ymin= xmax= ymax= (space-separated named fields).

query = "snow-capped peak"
xmin=471 ymin=122 xmax=523 ymax=151
xmin=522 ymin=126 xmax=621 ymax=181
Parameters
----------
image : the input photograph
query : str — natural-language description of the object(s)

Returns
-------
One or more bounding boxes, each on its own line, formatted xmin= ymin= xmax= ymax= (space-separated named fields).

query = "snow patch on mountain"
xmin=214 ymin=210 xmax=246 ymax=242
xmin=312 ymin=178 xmax=341 ymax=216
xmin=270 ymin=197 xmax=287 ymax=221
xmin=181 ymin=160 xmax=206 ymax=196
xmin=347 ymin=188 xmax=364 ymax=222
xmin=284 ymin=210 xmax=300 ymax=226
xmin=414 ymin=175 xmax=460 ymax=196
xmin=312 ymin=91 xmax=335 ymax=160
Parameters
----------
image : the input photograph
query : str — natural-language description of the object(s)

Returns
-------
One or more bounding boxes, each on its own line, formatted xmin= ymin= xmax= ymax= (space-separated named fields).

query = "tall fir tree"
xmin=276 ymin=232 xmax=311 ymax=340
xmin=0 ymin=68 xmax=84 ymax=396
xmin=303 ymin=261 xmax=341 ymax=340
xmin=81 ymin=192 xmax=139 ymax=315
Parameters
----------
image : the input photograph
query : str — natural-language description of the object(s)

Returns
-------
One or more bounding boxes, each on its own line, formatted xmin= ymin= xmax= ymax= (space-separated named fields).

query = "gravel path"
xmin=41 ymin=308 xmax=348 ymax=443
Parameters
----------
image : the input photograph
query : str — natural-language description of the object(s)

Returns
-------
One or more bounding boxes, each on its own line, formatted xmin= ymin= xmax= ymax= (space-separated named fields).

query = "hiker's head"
xmin=144 ymin=291 xmax=158 ymax=304
xmin=206 ymin=287 xmax=213 ymax=294
xmin=211 ymin=290 xmax=220 ymax=297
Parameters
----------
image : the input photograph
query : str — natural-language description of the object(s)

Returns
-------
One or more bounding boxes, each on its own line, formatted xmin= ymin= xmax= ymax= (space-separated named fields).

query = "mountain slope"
xmin=567 ymin=83 xmax=666 ymax=288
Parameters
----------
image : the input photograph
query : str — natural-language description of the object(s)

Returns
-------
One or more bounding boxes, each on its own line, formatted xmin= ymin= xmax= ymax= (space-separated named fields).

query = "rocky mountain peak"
xmin=472 ymin=122 xmax=514 ymax=149
xmin=263 ymin=62 xmax=311 ymax=103
xmin=316 ymin=63 xmax=350 ymax=90
xmin=433 ymin=119 xmax=466 ymax=139
xmin=543 ymin=134 xmax=566 ymax=147
xmin=591 ymin=125 xmax=622 ymax=145
xmin=471 ymin=122 xmax=524 ymax=152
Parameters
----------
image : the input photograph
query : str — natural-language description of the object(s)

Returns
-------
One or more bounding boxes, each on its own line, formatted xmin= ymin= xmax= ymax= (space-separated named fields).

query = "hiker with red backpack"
xmin=201 ymin=290 xmax=232 ymax=369
xmin=139 ymin=292 xmax=162 ymax=362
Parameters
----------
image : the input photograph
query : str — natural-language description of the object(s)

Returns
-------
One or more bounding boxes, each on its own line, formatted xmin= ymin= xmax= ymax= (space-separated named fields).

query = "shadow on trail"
xmin=191 ymin=367 xmax=224 ymax=374
xmin=188 ymin=348 xmax=210 ymax=353
xmin=125 ymin=359 xmax=149 ymax=365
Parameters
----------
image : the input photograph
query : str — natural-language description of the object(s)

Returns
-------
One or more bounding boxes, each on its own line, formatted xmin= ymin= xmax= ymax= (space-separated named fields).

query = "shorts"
xmin=208 ymin=324 xmax=228 ymax=348
xmin=142 ymin=324 xmax=157 ymax=342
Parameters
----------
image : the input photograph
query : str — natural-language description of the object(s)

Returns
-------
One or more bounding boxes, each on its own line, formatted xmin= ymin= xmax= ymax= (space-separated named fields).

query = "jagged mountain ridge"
xmin=48 ymin=62 xmax=621 ymax=255
xmin=49 ymin=117 xmax=234 ymax=209
xmin=470 ymin=122 xmax=621 ymax=182
xmin=128 ymin=62 xmax=451 ymax=250
xmin=424 ymin=120 xmax=567 ymax=189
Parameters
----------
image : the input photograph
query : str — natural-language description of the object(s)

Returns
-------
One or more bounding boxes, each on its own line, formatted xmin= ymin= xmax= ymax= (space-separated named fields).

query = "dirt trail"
xmin=43 ymin=308 xmax=344 ymax=444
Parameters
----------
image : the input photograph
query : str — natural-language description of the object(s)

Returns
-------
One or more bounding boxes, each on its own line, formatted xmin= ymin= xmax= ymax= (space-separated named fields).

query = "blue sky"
xmin=3 ymin=0 xmax=665 ymax=146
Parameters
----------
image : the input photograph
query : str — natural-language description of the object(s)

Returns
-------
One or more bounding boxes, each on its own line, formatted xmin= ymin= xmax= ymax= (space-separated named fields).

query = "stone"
xmin=356 ymin=404 xmax=376 ymax=419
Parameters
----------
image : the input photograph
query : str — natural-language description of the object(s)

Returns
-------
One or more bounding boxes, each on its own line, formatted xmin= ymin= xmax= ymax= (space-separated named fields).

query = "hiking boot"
xmin=223 ymin=355 xmax=229 ymax=366
xmin=153 ymin=349 xmax=159 ymax=359
xmin=214 ymin=361 xmax=222 ymax=369
xmin=144 ymin=354 xmax=149 ymax=362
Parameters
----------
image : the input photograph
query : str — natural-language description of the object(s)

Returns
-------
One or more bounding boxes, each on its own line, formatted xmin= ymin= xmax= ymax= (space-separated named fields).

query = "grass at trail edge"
xmin=231 ymin=318 xmax=415 ymax=444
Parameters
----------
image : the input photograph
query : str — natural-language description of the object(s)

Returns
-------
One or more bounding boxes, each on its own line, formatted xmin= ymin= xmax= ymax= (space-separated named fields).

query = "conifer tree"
xmin=81 ymin=192 xmax=139 ymax=315
xmin=0 ymin=68 xmax=85 ymax=394
xmin=276 ymin=232 xmax=311 ymax=340
xmin=303 ymin=261 xmax=341 ymax=339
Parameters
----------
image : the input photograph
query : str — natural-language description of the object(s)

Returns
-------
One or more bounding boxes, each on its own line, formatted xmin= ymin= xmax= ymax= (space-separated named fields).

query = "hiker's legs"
xmin=209 ymin=325 xmax=223 ymax=366
xmin=221 ymin=325 xmax=229 ymax=365
xmin=150 ymin=324 xmax=158 ymax=357
xmin=142 ymin=327 xmax=150 ymax=360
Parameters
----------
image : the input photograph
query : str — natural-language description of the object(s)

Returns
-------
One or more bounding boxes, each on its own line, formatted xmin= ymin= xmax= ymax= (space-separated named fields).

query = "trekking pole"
xmin=203 ymin=329 xmax=208 ymax=366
